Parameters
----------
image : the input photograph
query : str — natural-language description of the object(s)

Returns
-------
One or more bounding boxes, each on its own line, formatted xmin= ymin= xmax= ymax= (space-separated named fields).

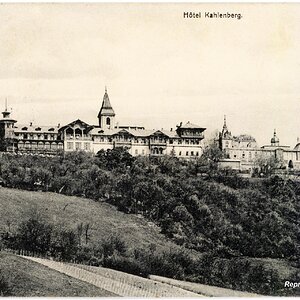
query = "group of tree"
xmin=0 ymin=210 xmax=295 ymax=296
xmin=0 ymin=145 xmax=299 ymax=295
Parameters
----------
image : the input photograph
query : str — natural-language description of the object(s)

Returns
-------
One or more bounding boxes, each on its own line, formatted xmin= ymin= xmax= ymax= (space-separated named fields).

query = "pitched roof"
xmin=90 ymin=127 xmax=180 ymax=138
xmin=98 ymin=88 xmax=115 ymax=117
xmin=58 ymin=119 xmax=93 ymax=131
xmin=14 ymin=124 xmax=59 ymax=133
xmin=180 ymin=121 xmax=206 ymax=130
xmin=233 ymin=134 xmax=256 ymax=142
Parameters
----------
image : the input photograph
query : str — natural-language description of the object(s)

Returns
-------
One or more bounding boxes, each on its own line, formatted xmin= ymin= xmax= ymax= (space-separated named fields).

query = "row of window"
xmin=179 ymin=151 xmax=200 ymax=156
xmin=133 ymin=149 xmax=200 ymax=156
xmin=93 ymin=136 xmax=201 ymax=145
xmin=21 ymin=127 xmax=56 ymax=132
xmin=232 ymin=151 xmax=258 ymax=159
xmin=67 ymin=142 xmax=91 ymax=151
xmin=18 ymin=142 xmax=63 ymax=150
xmin=15 ymin=133 xmax=58 ymax=140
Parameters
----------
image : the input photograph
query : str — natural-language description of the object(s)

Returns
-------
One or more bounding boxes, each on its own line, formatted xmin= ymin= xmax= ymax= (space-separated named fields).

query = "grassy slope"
xmin=0 ymin=187 xmax=174 ymax=250
xmin=0 ymin=252 xmax=115 ymax=296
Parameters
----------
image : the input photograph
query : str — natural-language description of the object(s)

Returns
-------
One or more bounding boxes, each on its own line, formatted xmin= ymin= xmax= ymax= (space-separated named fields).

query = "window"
xmin=67 ymin=142 xmax=73 ymax=150
xmin=84 ymin=142 xmax=90 ymax=151
xmin=135 ymin=149 xmax=138 ymax=155
xmin=179 ymin=151 xmax=181 ymax=156
xmin=169 ymin=139 xmax=173 ymax=144
xmin=191 ymin=151 xmax=194 ymax=156
xmin=178 ymin=140 xmax=182 ymax=145
xmin=106 ymin=117 xmax=110 ymax=125
xmin=196 ymin=151 xmax=199 ymax=156
xmin=142 ymin=149 xmax=145 ymax=155
xmin=75 ymin=142 xmax=81 ymax=150
xmin=186 ymin=151 xmax=189 ymax=156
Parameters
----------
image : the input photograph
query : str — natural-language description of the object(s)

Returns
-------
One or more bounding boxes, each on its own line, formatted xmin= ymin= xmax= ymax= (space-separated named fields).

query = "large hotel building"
xmin=0 ymin=89 xmax=206 ymax=159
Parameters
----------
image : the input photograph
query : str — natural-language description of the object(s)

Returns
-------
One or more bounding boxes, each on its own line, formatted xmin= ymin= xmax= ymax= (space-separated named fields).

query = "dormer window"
xmin=35 ymin=127 xmax=41 ymax=131
xmin=98 ymin=130 xmax=104 ymax=134
xmin=48 ymin=128 xmax=55 ymax=131
xmin=22 ymin=127 xmax=28 ymax=131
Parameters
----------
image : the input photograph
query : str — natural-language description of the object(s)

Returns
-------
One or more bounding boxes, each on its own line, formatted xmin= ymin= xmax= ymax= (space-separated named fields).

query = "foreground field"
xmin=0 ymin=187 xmax=173 ymax=250
xmin=0 ymin=252 xmax=115 ymax=296
xmin=23 ymin=256 xmax=201 ymax=297
xmin=0 ymin=187 xmax=298 ymax=296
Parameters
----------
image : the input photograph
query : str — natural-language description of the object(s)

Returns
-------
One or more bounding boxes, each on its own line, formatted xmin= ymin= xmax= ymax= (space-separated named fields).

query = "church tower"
xmin=98 ymin=87 xmax=116 ymax=129
xmin=219 ymin=115 xmax=232 ymax=149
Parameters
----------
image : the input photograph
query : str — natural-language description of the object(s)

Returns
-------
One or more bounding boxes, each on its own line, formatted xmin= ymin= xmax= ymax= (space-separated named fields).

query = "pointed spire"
xmin=223 ymin=115 xmax=228 ymax=131
xmin=5 ymin=98 xmax=7 ymax=112
xmin=98 ymin=86 xmax=115 ymax=119
xmin=274 ymin=128 xmax=276 ymax=136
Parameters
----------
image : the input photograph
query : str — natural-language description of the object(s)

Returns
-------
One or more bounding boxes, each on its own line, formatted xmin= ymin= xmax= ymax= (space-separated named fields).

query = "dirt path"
xmin=149 ymin=275 xmax=261 ymax=297
xmin=22 ymin=256 xmax=201 ymax=297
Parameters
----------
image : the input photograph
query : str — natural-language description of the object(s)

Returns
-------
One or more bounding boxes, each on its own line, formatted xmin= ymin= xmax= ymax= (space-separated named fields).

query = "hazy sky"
xmin=0 ymin=3 xmax=299 ymax=146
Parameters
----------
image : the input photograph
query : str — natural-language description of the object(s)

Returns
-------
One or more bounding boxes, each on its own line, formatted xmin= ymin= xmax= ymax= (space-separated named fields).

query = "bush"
xmin=0 ymin=271 xmax=10 ymax=296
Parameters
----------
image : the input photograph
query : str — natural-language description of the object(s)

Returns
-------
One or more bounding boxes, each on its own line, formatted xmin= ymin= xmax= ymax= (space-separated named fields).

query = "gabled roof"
xmin=58 ymin=119 xmax=93 ymax=131
xmin=150 ymin=130 xmax=173 ymax=138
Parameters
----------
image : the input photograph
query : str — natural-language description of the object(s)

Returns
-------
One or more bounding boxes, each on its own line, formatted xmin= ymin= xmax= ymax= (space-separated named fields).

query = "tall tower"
xmin=98 ymin=87 xmax=115 ymax=129
xmin=0 ymin=99 xmax=17 ymax=151
xmin=220 ymin=115 xmax=232 ymax=149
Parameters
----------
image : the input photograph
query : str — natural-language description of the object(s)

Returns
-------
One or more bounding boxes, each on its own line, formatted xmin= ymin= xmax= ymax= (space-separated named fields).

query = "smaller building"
xmin=219 ymin=116 xmax=300 ymax=173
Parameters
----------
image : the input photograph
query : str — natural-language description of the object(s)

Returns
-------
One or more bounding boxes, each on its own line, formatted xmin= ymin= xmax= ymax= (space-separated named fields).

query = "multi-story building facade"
xmin=0 ymin=89 xmax=206 ymax=158
xmin=219 ymin=116 xmax=300 ymax=172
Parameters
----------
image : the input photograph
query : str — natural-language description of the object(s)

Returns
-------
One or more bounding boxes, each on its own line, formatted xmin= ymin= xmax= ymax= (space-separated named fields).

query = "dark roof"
xmin=58 ymin=119 xmax=93 ymax=131
xmin=14 ymin=124 xmax=59 ymax=133
xmin=179 ymin=121 xmax=206 ymax=130
xmin=233 ymin=134 xmax=256 ymax=142
xmin=98 ymin=90 xmax=115 ymax=117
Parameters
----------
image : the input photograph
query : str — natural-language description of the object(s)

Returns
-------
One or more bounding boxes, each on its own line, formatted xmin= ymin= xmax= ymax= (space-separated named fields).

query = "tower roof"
xmin=271 ymin=129 xmax=279 ymax=144
xmin=0 ymin=99 xmax=16 ymax=123
xmin=98 ymin=87 xmax=115 ymax=118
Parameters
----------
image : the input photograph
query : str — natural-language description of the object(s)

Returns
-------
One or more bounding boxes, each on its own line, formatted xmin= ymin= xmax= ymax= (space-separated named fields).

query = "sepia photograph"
xmin=0 ymin=2 xmax=299 ymax=297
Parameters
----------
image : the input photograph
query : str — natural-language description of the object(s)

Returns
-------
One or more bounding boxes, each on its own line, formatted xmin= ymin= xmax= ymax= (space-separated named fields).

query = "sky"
xmin=0 ymin=3 xmax=299 ymax=147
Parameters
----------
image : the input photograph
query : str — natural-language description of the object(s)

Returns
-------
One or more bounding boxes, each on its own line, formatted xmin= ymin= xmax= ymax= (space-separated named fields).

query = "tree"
xmin=96 ymin=147 xmax=134 ymax=171
xmin=16 ymin=211 xmax=53 ymax=255
xmin=253 ymin=154 xmax=284 ymax=177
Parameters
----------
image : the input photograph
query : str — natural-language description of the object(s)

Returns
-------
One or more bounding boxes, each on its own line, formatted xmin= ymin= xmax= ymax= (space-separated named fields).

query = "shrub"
xmin=0 ymin=271 xmax=10 ymax=296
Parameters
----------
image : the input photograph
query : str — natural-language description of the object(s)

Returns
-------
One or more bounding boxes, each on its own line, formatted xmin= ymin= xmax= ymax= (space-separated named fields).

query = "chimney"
xmin=58 ymin=123 xmax=60 ymax=128
xmin=30 ymin=122 xmax=32 ymax=126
